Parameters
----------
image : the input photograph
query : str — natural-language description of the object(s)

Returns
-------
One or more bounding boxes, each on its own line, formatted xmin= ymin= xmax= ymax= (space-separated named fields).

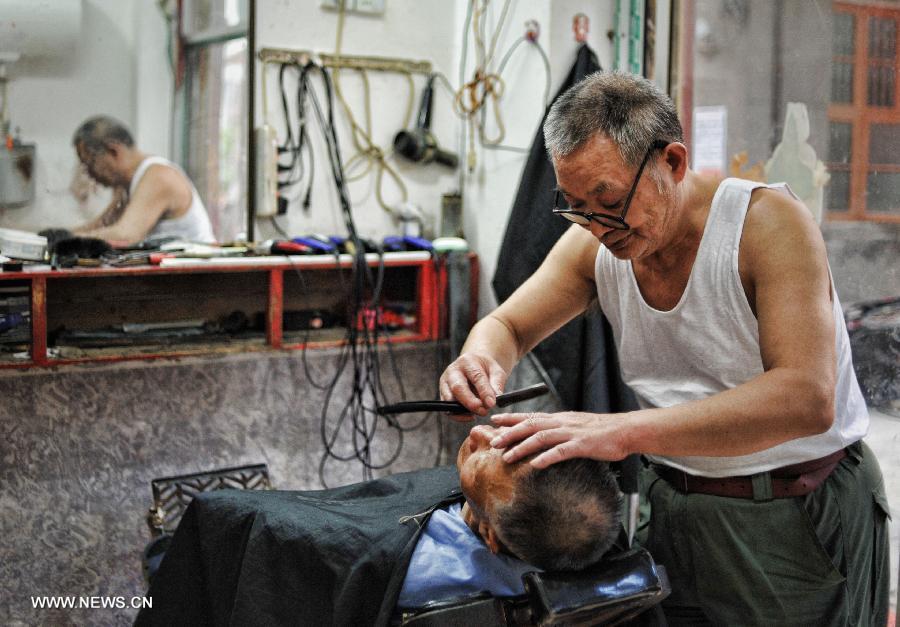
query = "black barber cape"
xmin=136 ymin=465 xmax=461 ymax=627
xmin=492 ymin=44 xmax=636 ymax=414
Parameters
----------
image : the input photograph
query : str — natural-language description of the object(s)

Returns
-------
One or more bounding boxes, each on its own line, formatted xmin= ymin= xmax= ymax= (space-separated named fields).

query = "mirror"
xmin=0 ymin=0 xmax=251 ymax=244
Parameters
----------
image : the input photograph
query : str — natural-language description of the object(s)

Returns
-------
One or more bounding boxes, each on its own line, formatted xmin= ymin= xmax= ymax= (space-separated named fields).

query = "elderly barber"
xmin=71 ymin=115 xmax=215 ymax=246
xmin=441 ymin=71 xmax=889 ymax=625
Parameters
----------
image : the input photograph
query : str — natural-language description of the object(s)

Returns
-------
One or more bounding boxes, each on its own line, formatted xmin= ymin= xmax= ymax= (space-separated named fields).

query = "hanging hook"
xmin=525 ymin=19 xmax=540 ymax=43
xmin=573 ymin=13 xmax=589 ymax=43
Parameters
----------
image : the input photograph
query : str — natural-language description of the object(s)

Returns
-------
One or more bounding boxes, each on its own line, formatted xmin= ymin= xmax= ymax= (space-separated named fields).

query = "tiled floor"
xmin=866 ymin=407 xmax=899 ymax=622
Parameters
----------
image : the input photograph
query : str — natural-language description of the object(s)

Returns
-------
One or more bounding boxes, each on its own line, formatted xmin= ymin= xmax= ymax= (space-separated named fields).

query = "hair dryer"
xmin=393 ymin=75 xmax=458 ymax=168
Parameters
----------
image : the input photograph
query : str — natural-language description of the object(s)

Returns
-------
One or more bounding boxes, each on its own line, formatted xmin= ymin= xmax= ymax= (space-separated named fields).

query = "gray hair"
xmin=72 ymin=116 xmax=135 ymax=153
xmin=543 ymin=71 xmax=683 ymax=168
xmin=495 ymin=458 xmax=623 ymax=571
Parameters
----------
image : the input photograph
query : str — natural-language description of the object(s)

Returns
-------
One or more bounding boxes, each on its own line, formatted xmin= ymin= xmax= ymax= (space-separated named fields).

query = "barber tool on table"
xmin=376 ymin=383 xmax=549 ymax=415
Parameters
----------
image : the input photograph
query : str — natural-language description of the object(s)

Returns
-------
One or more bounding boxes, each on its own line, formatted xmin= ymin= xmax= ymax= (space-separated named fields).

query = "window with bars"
xmin=828 ymin=3 xmax=900 ymax=221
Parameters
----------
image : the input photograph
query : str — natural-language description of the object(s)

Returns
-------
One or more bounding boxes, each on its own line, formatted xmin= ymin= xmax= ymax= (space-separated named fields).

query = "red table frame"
xmin=0 ymin=253 xmax=478 ymax=369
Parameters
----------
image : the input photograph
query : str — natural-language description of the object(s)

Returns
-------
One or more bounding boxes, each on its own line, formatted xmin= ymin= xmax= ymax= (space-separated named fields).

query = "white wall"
xmin=254 ymin=0 xmax=463 ymax=240
xmin=0 ymin=0 xmax=170 ymax=232
xmin=134 ymin=1 xmax=175 ymax=159
xmin=254 ymin=0 xmax=615 ymax=315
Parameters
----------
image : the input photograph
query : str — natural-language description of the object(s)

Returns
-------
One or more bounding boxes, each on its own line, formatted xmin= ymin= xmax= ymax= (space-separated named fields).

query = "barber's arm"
xmin=74 ymin=166 xmax=187 ymax=246
xmin=73 ymin=187 xmax=128 ymax=232
xmin=492 ymin=190 xmax=837 ymax=467
xmin=439 ymin=225 xmax=599 ymax=418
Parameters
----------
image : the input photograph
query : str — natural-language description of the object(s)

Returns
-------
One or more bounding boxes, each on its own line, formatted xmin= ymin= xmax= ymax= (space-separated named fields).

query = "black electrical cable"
xmin=295 ymin=63 xmax=316 ymax=212
xmin=272 ymin=61 xmax=317 ymax=213
xmin=276 ymin=63 xmax=303 ymax=188
xmin=268 ymin=215 xmax=292 ymax=239
xmin=315 ymin=67 xmax=431 ymax=478
xmin=299 ymin=248 xmax=349 ymax=392
xmin=369 ymin=250 xmax=447 ymax=469
xmin=305 ymin=66 xmax=383 ymax=483
xmin=277 ymin=64 xmax=299 ymax=168
xmin=293 ymin=61 xmax=435 ymax=487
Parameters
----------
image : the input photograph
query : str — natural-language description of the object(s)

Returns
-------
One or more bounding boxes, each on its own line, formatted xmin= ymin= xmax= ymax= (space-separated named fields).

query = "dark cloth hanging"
xmin=492 ymin=44 xmax=637 ymax=414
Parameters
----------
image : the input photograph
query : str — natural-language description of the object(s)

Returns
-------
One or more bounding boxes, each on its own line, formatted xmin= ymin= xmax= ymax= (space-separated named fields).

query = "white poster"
xmin=692 ymin=106 xmax=728 ymax=175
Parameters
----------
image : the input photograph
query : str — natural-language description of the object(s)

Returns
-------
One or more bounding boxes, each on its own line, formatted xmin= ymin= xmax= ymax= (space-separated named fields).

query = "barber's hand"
xmin=489 ymin=411 xmax=631 ymax=468
xmin=439 ymin=352 xmax=508 ymax=421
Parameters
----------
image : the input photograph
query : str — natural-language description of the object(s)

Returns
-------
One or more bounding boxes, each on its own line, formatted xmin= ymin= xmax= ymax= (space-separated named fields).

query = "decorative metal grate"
xmin=147 ymin=463 xmax=272 ymax=537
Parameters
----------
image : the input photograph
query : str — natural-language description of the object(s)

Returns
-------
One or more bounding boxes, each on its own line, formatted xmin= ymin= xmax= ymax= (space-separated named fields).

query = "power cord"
xmin=332 ymin=0 xmax=414 ymax=218
xmin=293 ymin=60 xmax=435 ymax=486
xmin=454 ymin=0 xmax=553 ymax=166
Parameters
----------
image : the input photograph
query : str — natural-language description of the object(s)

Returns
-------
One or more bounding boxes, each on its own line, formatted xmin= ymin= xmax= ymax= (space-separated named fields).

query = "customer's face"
xmin=456 ymin=424 xmax=529 ymax=550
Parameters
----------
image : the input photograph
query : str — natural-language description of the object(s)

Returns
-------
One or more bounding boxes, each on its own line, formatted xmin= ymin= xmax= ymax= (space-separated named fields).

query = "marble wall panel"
xmin=0 ymin=343 xmax=460 ymax=625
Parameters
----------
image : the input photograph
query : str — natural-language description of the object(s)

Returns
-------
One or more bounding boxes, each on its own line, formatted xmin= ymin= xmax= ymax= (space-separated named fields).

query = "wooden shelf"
xmin=0 ymin=252 xmax=477 ymax=369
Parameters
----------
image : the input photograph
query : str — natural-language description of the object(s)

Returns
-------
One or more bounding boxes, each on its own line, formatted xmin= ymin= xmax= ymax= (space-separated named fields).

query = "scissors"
xmin=376 ymin=383 xmax=549 ymax=415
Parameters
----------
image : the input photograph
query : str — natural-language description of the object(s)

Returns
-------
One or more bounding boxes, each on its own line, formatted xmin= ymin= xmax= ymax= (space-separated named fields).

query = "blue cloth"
xmin=396 ymin=502 xmax=540 ymax=608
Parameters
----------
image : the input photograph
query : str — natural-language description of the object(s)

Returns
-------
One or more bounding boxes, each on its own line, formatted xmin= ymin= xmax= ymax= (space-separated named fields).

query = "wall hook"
xmin=573 ymin=13 xmax=589 ymax=43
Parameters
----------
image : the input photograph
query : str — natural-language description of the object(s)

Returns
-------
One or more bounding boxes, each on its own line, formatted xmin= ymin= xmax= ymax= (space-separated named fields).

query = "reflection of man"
xmin=440 ymin=72 xmax=889 ymax=625
xmin=137 ymin=424 xmax=622 ymax=625
xmin=71 ymin=116 xmax=215 ymax=245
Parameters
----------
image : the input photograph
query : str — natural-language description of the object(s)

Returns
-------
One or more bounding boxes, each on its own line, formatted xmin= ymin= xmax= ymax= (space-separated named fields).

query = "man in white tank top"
xmin=70 ymin=115 xmax=215 ymax=245
xmin=440 ymin=72 xmax=888 ymax=625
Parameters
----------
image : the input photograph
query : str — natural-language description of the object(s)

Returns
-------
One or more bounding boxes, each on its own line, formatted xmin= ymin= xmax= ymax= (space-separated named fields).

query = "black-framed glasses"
xmin=552 ymin=140 xmax=669 ymax=231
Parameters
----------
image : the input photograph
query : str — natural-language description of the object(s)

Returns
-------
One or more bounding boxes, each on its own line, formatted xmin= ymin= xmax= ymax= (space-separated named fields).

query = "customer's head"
xmin=73 ymin=116 xmax=136 ymax=187
xmin=457 ymin=424 xmax=622 ymax=571
xmin=543 ymin=71 xmax=683 ymax=169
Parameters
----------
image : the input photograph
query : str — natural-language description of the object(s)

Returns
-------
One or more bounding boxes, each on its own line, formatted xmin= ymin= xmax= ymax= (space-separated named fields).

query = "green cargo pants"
xmin=637 ymin=441 xmax=891 ymax=626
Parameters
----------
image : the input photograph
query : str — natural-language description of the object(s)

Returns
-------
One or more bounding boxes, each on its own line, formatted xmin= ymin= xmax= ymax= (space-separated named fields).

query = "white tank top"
xmin=595 ymin=177 xmax=869 ymax=477
xmin=129 ymin=157 xmax=216 ymax=243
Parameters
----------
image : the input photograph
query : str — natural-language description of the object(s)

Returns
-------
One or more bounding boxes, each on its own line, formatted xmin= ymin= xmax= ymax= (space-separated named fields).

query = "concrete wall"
xmin=823 ymin=222 xmax=900 ymax=304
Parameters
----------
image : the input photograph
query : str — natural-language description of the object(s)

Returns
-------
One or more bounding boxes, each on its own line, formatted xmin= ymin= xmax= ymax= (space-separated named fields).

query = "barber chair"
xmin=399 ymin=546 xmax=670 ymax=626
xmin=142 ymin=463 xmax=272 ymax=584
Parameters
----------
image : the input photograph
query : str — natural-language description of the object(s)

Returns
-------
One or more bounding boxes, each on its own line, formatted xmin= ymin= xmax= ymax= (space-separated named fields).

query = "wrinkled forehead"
xmin=553 ymin=131 xmax=624 ymax=163
xmin=461 ymin=454 xmax=533 ymax=514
